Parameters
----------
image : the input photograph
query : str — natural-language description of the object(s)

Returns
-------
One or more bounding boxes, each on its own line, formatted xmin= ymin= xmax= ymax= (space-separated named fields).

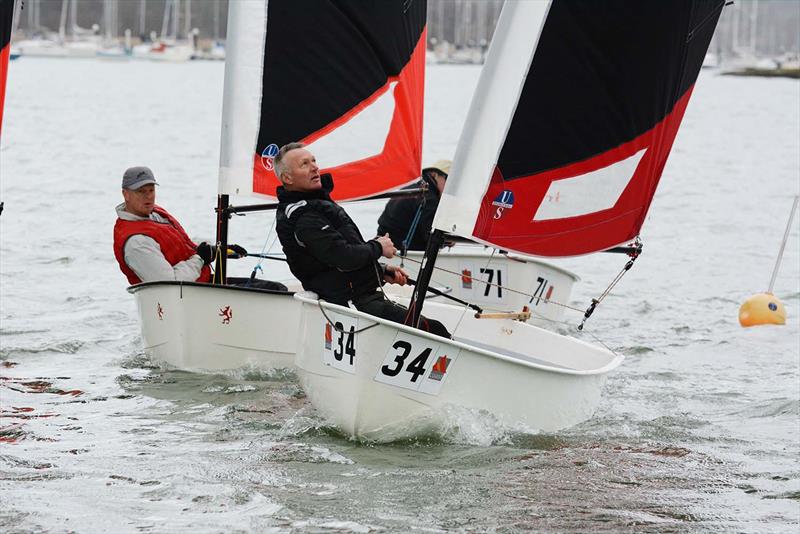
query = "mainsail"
xmin=433 ymin=0 xmax=724 ymax=257
xmin=218 ymin=0 xmax=427 ymax=201
xmin=0 ymin=0 xmax=16 ymax=138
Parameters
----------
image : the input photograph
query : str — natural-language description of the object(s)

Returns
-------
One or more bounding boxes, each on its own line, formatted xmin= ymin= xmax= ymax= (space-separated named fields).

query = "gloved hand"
xmin=196 ymin=242 xmax=215 ymax=265
xmin=227 ymin=244 xmax=248 ymax=259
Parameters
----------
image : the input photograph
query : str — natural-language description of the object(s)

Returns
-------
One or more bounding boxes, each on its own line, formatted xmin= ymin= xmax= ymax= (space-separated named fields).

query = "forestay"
xmin=218 ymin=0 xmax=427 ymax=200
xmin=433 ymin=0 xmax=724 ymax=257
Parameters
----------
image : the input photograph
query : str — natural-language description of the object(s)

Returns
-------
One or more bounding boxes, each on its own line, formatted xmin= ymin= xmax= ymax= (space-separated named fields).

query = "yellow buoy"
xmin=739 ymin=195 xmax=797 ymax=328
xmin=738 ymin=293 xmax=786 ymax=327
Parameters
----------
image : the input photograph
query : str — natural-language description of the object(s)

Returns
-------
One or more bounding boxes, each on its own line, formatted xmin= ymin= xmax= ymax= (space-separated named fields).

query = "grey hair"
xmin=274 ymin=142 xmax=306 ymax=181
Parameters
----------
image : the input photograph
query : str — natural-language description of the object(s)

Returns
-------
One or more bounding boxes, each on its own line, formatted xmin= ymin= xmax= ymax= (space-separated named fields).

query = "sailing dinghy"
xmin=294 ymin=0 xmax=725 ymax=440
xmin=129 ymin=0 xmax=579 ymax=372
xmin=128 ymin=0 xmax=428 ymax=371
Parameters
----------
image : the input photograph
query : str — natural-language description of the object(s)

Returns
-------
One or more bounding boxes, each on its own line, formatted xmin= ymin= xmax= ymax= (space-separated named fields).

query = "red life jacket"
xmin=113 ymin=205 xmax=212 ymax=285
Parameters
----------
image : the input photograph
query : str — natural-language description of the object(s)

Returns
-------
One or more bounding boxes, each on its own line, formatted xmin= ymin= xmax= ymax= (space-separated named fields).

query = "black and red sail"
xmin=0 ymin=0 xmax=15 ymax=138
xmin=218 ymin=0 xmax=426 ymax=200
xmin=434 ymin=0 xmax=725 ymax=257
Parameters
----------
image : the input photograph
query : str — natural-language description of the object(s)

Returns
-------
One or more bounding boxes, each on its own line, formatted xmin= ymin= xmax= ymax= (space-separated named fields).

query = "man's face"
xmin=282 ymin=148 xmax=321 ymax=192
xmin=123 ymin=184 xmax=156 ymax=217
xmin=431 ymin=170 xmax=447 ymax=193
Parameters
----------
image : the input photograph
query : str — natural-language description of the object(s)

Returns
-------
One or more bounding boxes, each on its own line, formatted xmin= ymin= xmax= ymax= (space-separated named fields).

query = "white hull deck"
xmin=293 ymin=293 xmax=623 ymax=442
xmin=387 ymin=246 xmax=579 ymax=324
xmin=128 ymin=281 xmax=298 ymax=372
xmin=129 ymin=249 xmax=578 ymax=374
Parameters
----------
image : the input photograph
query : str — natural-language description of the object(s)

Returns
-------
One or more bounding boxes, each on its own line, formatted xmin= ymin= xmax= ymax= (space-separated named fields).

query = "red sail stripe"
xmin=0 ymin=43 xmax=8 ymax=137
xmin=473 ymin=86 xmax=696 ymax=257
xmin=251 ymin=28 xmax=426 ymax=200
xmin=0 ymin=0 xmax=13 ymax=138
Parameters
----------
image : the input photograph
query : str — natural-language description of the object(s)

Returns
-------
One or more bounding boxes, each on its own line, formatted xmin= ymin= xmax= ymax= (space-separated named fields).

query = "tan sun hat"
xmin=423 ymin=159 xmax=452 ymax=177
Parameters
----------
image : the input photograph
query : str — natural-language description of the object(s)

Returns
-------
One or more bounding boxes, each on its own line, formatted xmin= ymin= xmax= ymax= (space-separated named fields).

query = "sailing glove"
xmin=196 ymin=242 xmax=214 ymax=265
xmin=227 ymin=244 xmax=248 ymax=259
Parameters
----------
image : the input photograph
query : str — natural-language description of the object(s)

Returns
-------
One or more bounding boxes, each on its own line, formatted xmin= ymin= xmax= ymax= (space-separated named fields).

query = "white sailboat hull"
xmin=387 ymin=246 xmax=579 ymax=324
xmin=294 ymin=293 xmax=623 ymax=441
xmin=129 ymin=282 xmax=298 ymax=372
xmin=129 ymin=248 xmax=577 ymax=373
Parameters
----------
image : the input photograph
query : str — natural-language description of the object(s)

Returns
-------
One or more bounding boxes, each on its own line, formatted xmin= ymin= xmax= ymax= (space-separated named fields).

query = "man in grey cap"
xmin=112 ymin=165 xmax=251 ymax=285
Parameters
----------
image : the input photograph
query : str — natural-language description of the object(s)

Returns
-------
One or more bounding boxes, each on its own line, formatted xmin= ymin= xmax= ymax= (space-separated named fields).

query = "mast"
xmin=748 ymin=0 xmax=758 ymax=57
xmin=34 ymin=0 xmax=40 ymax=35
xmin=213 ymin=0 xmax=219 ymax=41
xmin=184 ymin=0 xmax=191 ymax=41
xmin=138 ymin=0 xmax=146 ymax=38
xmin=214 ymin=194 xmax=230 ymax=284
xmin=160 ymin=0 xmax=170 ymax=41
xmin=408 ymin=230 xmax=446 ymax=328
xmin=171 ymin=0 xmax=178 ymax=41
xmin=69 ymin=0 xmax=77 ymax=35
xmin=59 ymin=0 xmax=68 ymax=42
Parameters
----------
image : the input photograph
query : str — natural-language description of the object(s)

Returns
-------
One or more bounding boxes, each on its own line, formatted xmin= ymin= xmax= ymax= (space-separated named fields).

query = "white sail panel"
xmin=305 ymin=82 xmax=397 ymax=170
xmin=432 ymin=0 xmax=551 ymax=236
xmin=217 ymin=0 xmax=267 ymax=197
xmin=532 ymin=149 xmax=646 ymax=221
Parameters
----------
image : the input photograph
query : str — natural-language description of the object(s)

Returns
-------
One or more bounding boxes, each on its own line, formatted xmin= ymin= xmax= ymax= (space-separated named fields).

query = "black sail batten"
xmin=257 ymin=0 xmax=426 ymax=152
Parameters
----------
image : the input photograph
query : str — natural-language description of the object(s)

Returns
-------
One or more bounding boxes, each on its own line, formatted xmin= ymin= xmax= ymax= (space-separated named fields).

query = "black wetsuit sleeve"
xmin=294 ymin=211 xmax=382 ymax=272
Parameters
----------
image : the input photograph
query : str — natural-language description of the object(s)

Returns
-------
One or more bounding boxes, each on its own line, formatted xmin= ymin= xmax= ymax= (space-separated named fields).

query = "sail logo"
xmin=219 ymin=306 xmax=233 ymax=324
xmin=492 ymin=190 xmax=514 ymax=220
xmin=324 ymin=323 xmax=333 ymax=350
xmin=428 ymin=356 xmax=451 ymax=381
xmin=157 ymin=302 xmax=164 ymax=321
xmin=461 ymin=268 xmax=473 ymax=289
xmin=260 ymin=143 xmax=280 ymax=172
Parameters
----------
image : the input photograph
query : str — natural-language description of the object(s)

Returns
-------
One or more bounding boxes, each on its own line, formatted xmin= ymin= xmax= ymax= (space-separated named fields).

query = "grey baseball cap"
xmin=122 ymin=166 xmax=159 ymax=190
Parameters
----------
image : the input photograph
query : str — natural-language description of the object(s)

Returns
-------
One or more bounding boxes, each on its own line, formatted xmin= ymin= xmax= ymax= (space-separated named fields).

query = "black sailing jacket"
xmin=276 ymin=186 xmax=383 ymax=305
xmin=376 ymin=170 xmax=441 ymax=251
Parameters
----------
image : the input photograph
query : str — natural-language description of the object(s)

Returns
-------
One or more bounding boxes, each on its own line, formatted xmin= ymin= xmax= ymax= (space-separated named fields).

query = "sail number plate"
xmin=458 ymin=262 xmax=509 ymax=304
xmin=374 ymin=332 xmax=461 ymax=396
xmin=322 ymin=311 xmax=358 ymax=374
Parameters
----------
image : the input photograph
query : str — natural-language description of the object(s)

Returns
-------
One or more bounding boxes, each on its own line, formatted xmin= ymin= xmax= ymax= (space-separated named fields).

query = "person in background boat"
xmin=113 ymin=166 xmax=250 ymax=285
xmin=274 ymin=143 xmax=450 ymax=338
xmin=376 ymin=160 xmax=451 ymax=252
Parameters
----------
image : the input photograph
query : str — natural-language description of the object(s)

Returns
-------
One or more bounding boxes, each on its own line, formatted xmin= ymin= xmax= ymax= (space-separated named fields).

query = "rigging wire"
xmin=246 ymin=214 xmax=280 ymax=286
xmin=398 ymin=237 xmax=644 ymax=331
xmin=577 ymin=237 xmax=642 ymax=330
xmin=317 ymin=298 xmax=380 ymax=335
xmin=449 ymin=247 xmax=499 ymax=335
xmin=397 ymin=254 xmax=586 ymax=315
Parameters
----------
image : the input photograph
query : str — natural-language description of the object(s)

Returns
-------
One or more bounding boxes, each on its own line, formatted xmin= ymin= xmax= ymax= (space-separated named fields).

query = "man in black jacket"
xmin=274 ymin=143 xmax=449 ymax=338
xmin=377 ymin=160 xmax=450 ymax=252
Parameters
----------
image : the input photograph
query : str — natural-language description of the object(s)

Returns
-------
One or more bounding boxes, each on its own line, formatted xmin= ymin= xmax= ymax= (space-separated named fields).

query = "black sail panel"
xmin=259 ymin=1 xmax=424 ymax=146
xmin=499 ymin=0 xmax=721 ymax=179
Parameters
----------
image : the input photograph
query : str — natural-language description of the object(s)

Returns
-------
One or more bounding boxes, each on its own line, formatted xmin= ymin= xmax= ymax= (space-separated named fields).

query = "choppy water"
xmin=1 ymin=59 xmax=798 ymax=533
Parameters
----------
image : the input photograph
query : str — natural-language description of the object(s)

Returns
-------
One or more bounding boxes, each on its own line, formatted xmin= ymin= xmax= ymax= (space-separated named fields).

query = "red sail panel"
xmin=474 ymin=88 xmax=695 ymax=256
xmin=467 ymin=1 xmax=724 ymax=257
xmin=250 ymin=0 xmax=427 ymax=200
xmin=0 ymin=0 xmax=14 ymax=138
